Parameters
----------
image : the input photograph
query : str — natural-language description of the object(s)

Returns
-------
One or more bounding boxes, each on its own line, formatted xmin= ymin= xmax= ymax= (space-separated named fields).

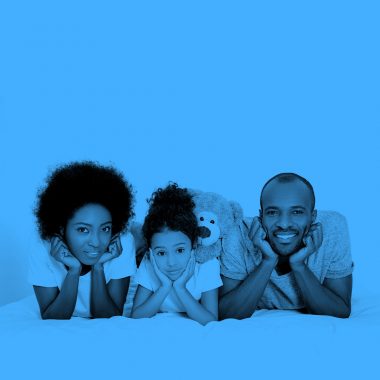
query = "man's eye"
xmin=102 ymin=226 xmax=112 ymax=232
xmin=293 ymin=210 xmax=304 ymax=215
xmin=77 ymin=227 xmax=89 ymax=233
xmin=266 ymin=210 xmax=278 ymax=216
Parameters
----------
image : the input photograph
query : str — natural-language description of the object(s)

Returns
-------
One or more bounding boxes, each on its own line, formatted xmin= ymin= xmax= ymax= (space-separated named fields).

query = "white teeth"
xmin=276 ymin=234 xmax=296 ymax=239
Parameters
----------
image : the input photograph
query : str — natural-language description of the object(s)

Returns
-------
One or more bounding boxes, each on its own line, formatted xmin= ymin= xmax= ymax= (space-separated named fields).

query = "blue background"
xmin=0 ymin=1 xmax=379 ymax=306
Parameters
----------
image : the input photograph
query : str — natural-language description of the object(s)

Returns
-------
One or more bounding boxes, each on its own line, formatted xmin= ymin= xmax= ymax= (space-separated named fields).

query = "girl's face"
xmin=64 ymin=203 xmax=113 ymax=265
xmin=151 ymin=229 xmax=192 ymax=281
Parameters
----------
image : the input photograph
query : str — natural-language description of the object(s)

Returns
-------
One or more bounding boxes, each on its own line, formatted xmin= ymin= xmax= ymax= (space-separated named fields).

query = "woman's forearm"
xmin=41 ymin=268 xmax=81 ymax=319
xmin=91 ymin=264 xmax=122 ymax=318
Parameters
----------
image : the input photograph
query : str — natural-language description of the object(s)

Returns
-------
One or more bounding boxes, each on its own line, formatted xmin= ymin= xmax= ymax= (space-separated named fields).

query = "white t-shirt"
xmin=134 ymin=256 xmax=223 ymax=313
xmin=28 ymin=232 xmax=137 ymax=318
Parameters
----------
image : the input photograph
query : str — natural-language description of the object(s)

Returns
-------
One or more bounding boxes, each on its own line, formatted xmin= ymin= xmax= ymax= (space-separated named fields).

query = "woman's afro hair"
xmin=35 ymin=161 xmax=134 ymax=240
xmin=142 ymin=183 xmax=198 ymax=247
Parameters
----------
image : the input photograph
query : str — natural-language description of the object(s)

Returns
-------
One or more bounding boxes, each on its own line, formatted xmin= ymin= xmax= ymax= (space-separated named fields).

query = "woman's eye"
xmin=177 ymin=247 xmax=185 ymax=254
xmin=200 ymin=217 xmax=204 ymax=221
xmin=77 ymin=227 xmax=89 ymax=233
xmin=156 ymin=251 xmax=165 ymax=257
xmin=102 ymin=226 xmax=112 ymax=232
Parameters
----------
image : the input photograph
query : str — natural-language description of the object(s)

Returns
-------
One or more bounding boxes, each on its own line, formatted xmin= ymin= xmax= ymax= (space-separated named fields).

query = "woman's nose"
xmin=88 ymin=232 xmax=100 ymax=247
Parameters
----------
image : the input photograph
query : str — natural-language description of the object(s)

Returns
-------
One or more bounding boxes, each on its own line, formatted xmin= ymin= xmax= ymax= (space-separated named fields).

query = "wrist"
xmin=289 ymin=261 xmax=307 ymax=272
xmin=92 ymin=263 xmax=104 ymax=272
xmin=261 ymin=255 xmax=278 ymax=267
xmin=67 ymin=266 xmax=81 ymax=275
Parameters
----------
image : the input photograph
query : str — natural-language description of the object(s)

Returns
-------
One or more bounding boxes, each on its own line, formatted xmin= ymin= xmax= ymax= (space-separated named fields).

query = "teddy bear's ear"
xmin=229 ymin=201 xmax=244 ymax=221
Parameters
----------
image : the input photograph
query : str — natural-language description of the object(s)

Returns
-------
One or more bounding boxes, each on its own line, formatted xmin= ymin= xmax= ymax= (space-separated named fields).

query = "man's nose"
xmin=276 ymin=213 xmax=292 ymax=229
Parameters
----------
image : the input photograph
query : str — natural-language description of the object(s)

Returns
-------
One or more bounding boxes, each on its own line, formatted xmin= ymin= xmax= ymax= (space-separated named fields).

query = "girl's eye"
xmin=156 ymin=251 xmax=165 ymax=257
xmin=77 ymin=227 xmax=89 ymax=233
xmin=102 ymin=226 xmax=112 ymax=232
xmin=177 ymin=247 xmax=185 ymax=254
xmin=200 ymin=217 xmax=204 ymax=221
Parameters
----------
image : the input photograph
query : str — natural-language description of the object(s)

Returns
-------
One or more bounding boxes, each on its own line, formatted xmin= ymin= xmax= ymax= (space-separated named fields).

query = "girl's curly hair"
xmin=35 ymin=161 xmax=134 ymax=240
xmin=142 ymin=183 xmax=198 ymax=247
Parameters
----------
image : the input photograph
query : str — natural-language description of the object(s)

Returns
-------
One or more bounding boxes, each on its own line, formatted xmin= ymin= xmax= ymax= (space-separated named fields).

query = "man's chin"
xmin=270 ymin=240 xmax=304 ymax=257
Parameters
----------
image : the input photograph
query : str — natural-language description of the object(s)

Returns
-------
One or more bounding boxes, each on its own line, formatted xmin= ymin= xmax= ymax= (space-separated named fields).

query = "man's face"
xmin=260 ymin=180 xmax=316 ymax=256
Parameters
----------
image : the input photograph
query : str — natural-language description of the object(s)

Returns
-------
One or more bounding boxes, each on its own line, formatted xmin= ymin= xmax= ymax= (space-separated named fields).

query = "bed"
xmin=1 ymin=279 xmax=379 ymax=380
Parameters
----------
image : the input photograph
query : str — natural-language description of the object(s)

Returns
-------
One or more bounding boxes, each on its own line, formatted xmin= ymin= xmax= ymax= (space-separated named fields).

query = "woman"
xmin=30 ymin=161 xmax=136 ymax=319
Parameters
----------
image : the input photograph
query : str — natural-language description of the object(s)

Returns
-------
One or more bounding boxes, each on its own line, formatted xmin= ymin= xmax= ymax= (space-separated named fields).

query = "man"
xmin=219 ymin=173 xmax=353 ymax=319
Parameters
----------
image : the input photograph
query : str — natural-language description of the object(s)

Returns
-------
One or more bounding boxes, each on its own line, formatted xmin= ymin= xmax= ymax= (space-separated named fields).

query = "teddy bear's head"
xmin=190 ymin=189 xmax=244 ymax=263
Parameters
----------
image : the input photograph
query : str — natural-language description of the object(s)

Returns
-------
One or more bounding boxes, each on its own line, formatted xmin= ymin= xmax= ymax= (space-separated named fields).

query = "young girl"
xmin=29 ymin=161 xmax=136 ymax=319
xmin=131 ymin=183 xmax=222 ymax=325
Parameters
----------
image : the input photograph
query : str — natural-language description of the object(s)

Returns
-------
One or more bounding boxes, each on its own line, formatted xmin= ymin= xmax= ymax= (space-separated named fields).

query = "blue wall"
xmin=0 ymin=1 xmax=379 ymax=305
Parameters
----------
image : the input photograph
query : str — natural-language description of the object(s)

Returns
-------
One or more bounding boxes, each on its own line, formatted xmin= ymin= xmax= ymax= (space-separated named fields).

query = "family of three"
xmin=29 ymin=161 xmax=353 ymax=324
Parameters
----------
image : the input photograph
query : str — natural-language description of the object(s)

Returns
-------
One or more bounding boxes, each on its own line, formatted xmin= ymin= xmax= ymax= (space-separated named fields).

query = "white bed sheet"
xmin=0 ymin=292 xmax=379 ymax=380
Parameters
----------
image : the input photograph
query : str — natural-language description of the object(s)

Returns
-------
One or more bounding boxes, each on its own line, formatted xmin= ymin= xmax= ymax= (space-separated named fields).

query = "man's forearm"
xmin=219 ymin=259 xmax=276 ymax=320
xmin=291 ymin=264 xmax=351 ymax=318
xmin=91 ymin=264 xmax=122 ymax=318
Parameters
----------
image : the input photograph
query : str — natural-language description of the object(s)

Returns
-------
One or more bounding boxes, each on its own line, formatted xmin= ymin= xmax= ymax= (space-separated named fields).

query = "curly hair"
xmin=35 ymin=161 xmax=134 ymax=240
xmin=142 ymin=183 xmax=198 ymax=247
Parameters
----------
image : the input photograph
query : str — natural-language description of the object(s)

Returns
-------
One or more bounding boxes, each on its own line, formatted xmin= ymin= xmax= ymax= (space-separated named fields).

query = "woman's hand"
xmin=173 ymin=251 xmax=196 ymax=290
xmin=96 ymin=234 xmax=123 ymax=266
xmin=50 ymin=235 xmax=81 ymax=270
xmin=149 ymin=249 xmax=173 ymax=289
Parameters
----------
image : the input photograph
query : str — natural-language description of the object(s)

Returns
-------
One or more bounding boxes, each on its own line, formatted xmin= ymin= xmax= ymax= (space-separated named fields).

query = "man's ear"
xmin=312 ymin=209 xmax=317 ymax=224
xmin=259 ymin=209 xmax=263 ymax=220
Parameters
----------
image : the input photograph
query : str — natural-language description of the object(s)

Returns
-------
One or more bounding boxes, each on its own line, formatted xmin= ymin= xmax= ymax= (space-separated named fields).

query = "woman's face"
xmin=64 ymin=203 xmax=113 ymax=265
xmin=151 ymin=229 xmax=192 ymax=281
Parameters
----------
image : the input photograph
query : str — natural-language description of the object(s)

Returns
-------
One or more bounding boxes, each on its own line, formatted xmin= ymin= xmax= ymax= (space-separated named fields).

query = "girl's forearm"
xmin=91 ymin=264 xmax=122 ymax=318
xmin=131 ymin=286 xmax=171 ymax=319
xmin=41 ymin=268 xmax=80 ymax=319
xmin=173 ymin=287 xmax=216 ymax=325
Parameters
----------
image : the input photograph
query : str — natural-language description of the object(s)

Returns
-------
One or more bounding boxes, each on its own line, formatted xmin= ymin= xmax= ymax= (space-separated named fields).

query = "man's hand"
xmin=149 ymin=249 xmax=173 ymax=289
xmin=289 ymin=223 xmax=323 ymax=269
xmin=173 ymin=251 xmax=196 ymax=290
xmin=249 ymin=217 xmax=278 ymax=264
xmin=50 ymin=235 xmax=81 ymax=271
xmin=96 ymin=234 xmax=123 ymax=266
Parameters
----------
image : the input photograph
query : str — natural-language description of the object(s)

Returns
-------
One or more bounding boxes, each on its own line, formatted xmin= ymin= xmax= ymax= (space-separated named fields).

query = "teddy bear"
xmin=190 ymin=189 xmax=246 ymax=263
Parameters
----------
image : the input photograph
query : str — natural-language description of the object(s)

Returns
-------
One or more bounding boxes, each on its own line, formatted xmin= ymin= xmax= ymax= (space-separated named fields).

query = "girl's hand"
xmin=96 ymin=234 xmax=123 ymax=266
xmin=149 ymin=249 xmax=173 ymax=289
xmin=50 ymin=235 xmax=81 ymax=270
xmin=173 ymin=251 xmax=196 ymax=290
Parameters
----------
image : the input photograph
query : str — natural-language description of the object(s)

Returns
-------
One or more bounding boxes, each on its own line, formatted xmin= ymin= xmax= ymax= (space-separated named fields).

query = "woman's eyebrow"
xmin=72 ymin=221 xmax=112 ymax=226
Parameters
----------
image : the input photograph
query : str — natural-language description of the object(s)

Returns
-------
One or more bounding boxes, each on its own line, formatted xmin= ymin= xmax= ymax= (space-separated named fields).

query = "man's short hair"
xmin=260 ymin=172 xmax=316 ymax=210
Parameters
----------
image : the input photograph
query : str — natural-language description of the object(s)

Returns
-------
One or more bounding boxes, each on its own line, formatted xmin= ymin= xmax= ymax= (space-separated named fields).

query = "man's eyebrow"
xmin=290 ymin=206 xmax=307 ymax=209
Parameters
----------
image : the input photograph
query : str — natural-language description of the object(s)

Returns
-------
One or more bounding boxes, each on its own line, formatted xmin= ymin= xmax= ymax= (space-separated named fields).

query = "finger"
xmin=116 ymin=236 xmax=123 ymax=254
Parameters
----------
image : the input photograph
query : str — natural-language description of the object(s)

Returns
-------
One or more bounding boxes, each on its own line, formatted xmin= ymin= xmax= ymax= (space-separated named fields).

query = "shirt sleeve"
xmin=28 ymin=240 xmax=59 ymax=287
xmin=197 ymin=258 xmax=223 ymax=293
xmin=133 ymin=254 xmax=159 ymax=292
xmin=219 ymin=219 xmax=251 ymax=280
xmin=324 ymin=212 xmax=354 ymax=279
xmin=105 ymin=232 xmax=137 ymax=281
